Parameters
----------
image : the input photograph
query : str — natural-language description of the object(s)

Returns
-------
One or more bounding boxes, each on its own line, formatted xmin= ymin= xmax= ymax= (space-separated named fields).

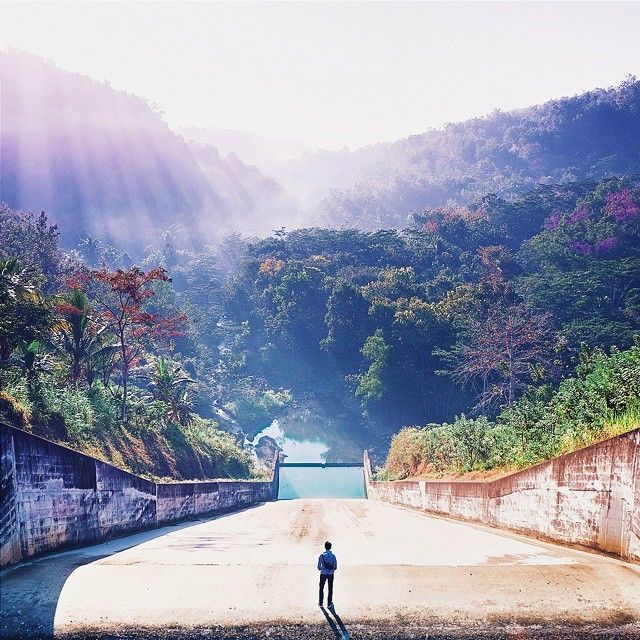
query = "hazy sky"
xmin=2 ymin=1 xmax=639 ymax=150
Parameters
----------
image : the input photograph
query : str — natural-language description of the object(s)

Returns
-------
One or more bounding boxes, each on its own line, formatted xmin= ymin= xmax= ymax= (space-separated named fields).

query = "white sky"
xmin=2 ymin=1 xmax=639 ymax=150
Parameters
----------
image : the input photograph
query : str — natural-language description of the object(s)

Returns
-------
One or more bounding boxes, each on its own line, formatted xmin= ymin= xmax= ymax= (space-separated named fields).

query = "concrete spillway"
xmin=277 ymin=462 xmax=365 ymax=499
xmin=1 ymin=498 xmax=639 ymax=638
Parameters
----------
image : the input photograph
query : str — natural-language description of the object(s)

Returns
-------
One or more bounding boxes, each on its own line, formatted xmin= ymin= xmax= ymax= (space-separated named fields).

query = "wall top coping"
xmin=279 ymin=462 xmax=363 ymax=468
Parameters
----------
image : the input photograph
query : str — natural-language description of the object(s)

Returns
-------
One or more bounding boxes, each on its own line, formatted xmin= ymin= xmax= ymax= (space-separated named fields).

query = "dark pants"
xmin=319 ymin=573 xmax=334 ymax=606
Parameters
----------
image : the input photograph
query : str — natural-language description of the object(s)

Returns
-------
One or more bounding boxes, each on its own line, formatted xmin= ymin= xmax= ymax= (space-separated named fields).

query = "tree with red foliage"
xmin=88 ymin=267 xmax=186 ymax=420
xmin=453 ymin=303 xmax=553 ymax=410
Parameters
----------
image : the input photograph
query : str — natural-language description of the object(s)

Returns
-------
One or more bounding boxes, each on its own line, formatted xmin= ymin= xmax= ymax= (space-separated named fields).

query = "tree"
xmin=78 ymin=236 xmax=103 ymax=267
xmin=0 ymin=207 xmax=62 ymax=293
xmin=355 ymin=330 xmax=391 ymax=410
xmin=14 ymin=339 xmax=53 ymax=383
xmin=53 ymin=288 xmax=115 ymax=385
xmin=87 ymin=267 xmax=185 ymax=420
xmin=146 ymin=357 xmax=195 ymax=425
xmin=452 ymin=303 xmax=553 ymax=410
xmin=0 ymin=258 xmax=51 ymax=365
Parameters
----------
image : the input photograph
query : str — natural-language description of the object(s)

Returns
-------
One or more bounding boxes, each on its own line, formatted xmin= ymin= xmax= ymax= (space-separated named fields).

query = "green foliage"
xmin=2 ymin=173 xmax=639 ymax=481
xmin=52 ymin=288 xmax=112 ymax=385
xmin=377 ymin=427 xmax=424 ymax=480
xmin=146 ymin=356 xmax=195 ymax=425
xmin=381 ymin=344 xmax=640 ymax=479
xmin=0 ymin=258 xmax=52 ymax=363
xmin=46 ymin=383 xmax=96 ymax=442
xmin=0 ymin=207 xmax=63 ymax=292
xmin=173 ymin=415 xmax=255 ymax=479
xmin=449 ymin=415 xmax=496 ymax=471
xmin=224 ymin=388 xmax=292 ymax=434
xmin=355 ymin=330 xmax=390 ymax=410
xmin=15 ymin=340 xmax=53 ymax=381
xmin=151 ymin=176 xmax=639 ymax=446
xmin=317 ymin=78 xmax=640 ymax=230
xmin=0 ymin=206 xmax=256 ymax=481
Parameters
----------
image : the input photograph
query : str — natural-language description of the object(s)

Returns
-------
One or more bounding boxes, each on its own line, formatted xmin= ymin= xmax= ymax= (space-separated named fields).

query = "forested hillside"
xmin=171 ymin=78 xmax=640 ymax=232
xmin=0 ymin=206 xmax=255 ymax=480
xmin=311 ymin=78 xmax=640 ymax=229
xmin=1 ymin=52 xmax=638 ymax=472
xmin=2 ymin=177 xmax=638 ymax=471
xmin=203 ymin=178 xmax=639 ymax=457
xmin=3 ymin=52 xmax=639 ymax=251
xmin=188 ymin=142 xmax=299 ymax=235
xmin=0 ymin=52 xmax=293 ymax=251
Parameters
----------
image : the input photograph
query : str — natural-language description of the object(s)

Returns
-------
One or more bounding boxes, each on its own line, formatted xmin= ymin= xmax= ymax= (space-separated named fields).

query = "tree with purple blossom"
xmin=567 ymin=207 xmax=589 ymax=224
xmin=569 ymin=240 xmax=593 ymax=255
xmin=595 ymin=237 xmax=618 ymax=254
xmin=545 ymin=210 xmax=562 ymax=230
xmin=604 ymin=189 xmax=640 ymax=222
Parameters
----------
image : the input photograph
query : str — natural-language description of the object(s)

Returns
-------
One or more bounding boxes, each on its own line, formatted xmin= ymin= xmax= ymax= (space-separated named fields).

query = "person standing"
xmin=317 ymin=541 xmax=337 ymax=607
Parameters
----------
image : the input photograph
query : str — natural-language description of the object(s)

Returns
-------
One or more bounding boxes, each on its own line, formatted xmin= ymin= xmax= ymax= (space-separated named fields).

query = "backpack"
xmin=321 ymin=552 xmax=336 ymax=570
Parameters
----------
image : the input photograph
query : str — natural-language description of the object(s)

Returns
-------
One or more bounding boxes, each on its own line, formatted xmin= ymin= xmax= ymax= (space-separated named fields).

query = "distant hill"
xmin=2 ymin=52 xmax=638 ymax=244
xmin=181 ymin=79 xmax=640 ymax=230
xmin=309 ymin=77 xmax=640 ymax=229
xmin=0 ymin=52 xmax=296 ymax=250
xmin=188 ymin=142 xmax=300 ymax=235
xmin=178 ymin=126 xmax=315 ymax=175
xmin=179 ymin=125 xmax=388 ymax=209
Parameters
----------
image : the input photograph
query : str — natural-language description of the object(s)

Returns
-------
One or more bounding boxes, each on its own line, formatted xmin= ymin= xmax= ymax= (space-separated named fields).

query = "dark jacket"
xmin=317 ymin=550 xmax=337 ymax=575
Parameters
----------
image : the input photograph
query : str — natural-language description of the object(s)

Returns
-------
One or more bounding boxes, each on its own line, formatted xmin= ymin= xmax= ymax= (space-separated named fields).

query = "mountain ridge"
xmin=2 ymin=51 xmax=638 ymax=246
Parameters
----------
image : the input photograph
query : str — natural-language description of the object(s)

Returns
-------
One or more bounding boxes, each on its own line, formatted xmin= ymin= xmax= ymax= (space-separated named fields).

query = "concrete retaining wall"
xmin=365 ymin=428 xmax=640 ymax=563
xmin=0 ymin=424 xmax=278 ymax=567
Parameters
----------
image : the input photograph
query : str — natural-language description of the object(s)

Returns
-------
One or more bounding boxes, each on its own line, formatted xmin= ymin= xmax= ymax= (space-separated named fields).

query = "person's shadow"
xmin=320 ymin=604 xmax=350 ymax=639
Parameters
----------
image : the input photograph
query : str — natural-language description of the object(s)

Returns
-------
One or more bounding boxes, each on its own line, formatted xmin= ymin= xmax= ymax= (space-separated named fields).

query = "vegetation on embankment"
xmin=0 ymin=207 xmax=255 ymax=481
xmin=378 ymin=344 xmax=640 ymax=480
xmin=0 ymin=382 xmax=253 ymax=481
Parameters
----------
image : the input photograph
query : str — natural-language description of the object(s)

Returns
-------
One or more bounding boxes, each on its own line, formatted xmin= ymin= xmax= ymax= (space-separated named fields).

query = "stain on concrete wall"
xmin=0 ymin=427 xmax=20 ymax=567
xmin=365 ymin=429 xmax=640 ymax=563
xmin=96 ymin=461 xmax=157 ymax=536
xmin=155 ymin=480 xmax=276 ymax=525
xmin=0 ymin=424 xmax=278 ymax=567
xmin=11 ymin=427 xmax=100 ymax=559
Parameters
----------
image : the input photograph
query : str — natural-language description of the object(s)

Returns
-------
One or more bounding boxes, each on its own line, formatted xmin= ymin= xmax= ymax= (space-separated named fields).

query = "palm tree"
xmin=147 ymin=357 xmax=195 ymax=425
xmin=53 ymin=289 xmax=115 ymax=385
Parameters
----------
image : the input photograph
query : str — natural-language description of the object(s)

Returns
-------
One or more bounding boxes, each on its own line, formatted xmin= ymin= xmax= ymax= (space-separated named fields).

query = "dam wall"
xmin=0 ymin=424 xmax=278 ymax=567
xmin=365 ymin=428 xmax=640 ymax=562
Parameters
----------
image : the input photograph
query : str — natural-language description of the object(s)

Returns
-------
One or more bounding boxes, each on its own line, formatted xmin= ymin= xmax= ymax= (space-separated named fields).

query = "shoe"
xmin=328 ymin=602 xmax=334 ymax=608
xmin=318 ymin=603 xmax=323 ymax=607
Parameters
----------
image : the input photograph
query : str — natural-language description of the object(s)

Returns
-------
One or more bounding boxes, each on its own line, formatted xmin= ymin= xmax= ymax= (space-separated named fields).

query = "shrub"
xmin=421 ymin=425 xmax=458 ymax=472
xmin=379 ymin=427 xmax=424 ymax=479
xmin=450 ymin=415 xmax=494 ymax=471
xmin=44 ymin=384 xmax=95 ymax=442
xmin=380 ymin=343 xmax=639 ymax=478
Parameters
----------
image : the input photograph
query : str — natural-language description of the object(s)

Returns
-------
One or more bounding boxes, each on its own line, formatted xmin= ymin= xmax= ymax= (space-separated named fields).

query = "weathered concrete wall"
xmin=0 ymin=427 xmax=20 ymax=567
xmin=365 ymin=428 xmax=640 ymax=563
xmin=156 ymin=480 xmax=275 ymax=524
xmin=0 ymin=424 xmax=278 ymax=567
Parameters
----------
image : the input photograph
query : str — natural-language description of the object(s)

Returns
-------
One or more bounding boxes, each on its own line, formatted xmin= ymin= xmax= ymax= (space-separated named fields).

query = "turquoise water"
xmin=278 ymin=466 xmax=365 ymax=500
xmin=250 ymin=419 xmax=330 ymax=462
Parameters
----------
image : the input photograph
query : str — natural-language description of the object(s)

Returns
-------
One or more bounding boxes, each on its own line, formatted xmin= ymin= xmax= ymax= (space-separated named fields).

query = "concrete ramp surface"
xmin=1 ymin=499 xmax=639 ymax=638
